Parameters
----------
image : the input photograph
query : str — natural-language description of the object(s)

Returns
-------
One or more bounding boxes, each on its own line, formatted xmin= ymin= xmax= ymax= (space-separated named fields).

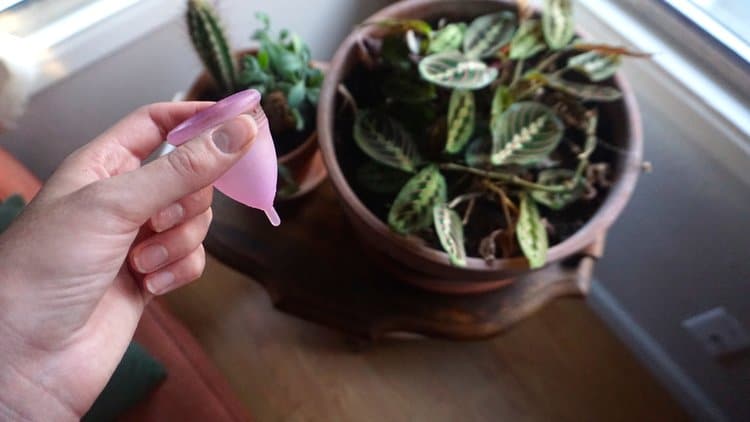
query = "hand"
xmin=0 ymin=102 xmax=257 ymax=420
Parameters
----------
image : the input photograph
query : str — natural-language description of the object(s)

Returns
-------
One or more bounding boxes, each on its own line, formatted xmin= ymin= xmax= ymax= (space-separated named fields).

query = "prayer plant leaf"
xmin=419 ymin=51 xmax=498 ymax=90
xmin=445 ymin=90 xmax=476 ymax=153
xmin=516 ymin=193 xmax=548 ymax=269
xmin=353 ymin=110 xmax=422 ymax=172
xmin=465 ymin=137 xmax=493 ymax=168
xmin=531 ymin=169 xmax=584 ymax=210
xmin=433 ymin=204 xmax=467 ymax=267
xmin=490 ymin=85 xmax=513 ymax=126
xmin=510 ymin=19 xmax=547 ymax=60
xmin=491 ymin=101 xmax=564 ymax=165
xmin=542 ymin=0 xmax=575 ymax=50
xmin=567 ymin=51 xmax=621 ymax=81
xmin=463 ymin=11 xmax=517 ymax=59
xmin=428 ymin=23 xmax=467 ymax=54
xmin=388 ymin=165 xmax=447 ymax=234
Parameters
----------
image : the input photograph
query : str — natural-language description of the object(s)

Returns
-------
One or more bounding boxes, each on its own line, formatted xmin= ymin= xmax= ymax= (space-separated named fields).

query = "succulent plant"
xmin=186 ymin=1 xmax=322 ymax=137
xmin=348 ymin=0 xmax=649 ymax=268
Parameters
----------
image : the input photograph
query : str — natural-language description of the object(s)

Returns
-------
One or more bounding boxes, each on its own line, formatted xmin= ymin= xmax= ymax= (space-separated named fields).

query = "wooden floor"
xmin=163 ymin=255 xmax=687 ymax=422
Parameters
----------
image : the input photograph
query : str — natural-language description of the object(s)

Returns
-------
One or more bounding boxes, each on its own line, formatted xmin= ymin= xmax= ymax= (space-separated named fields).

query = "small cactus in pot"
xmin=186 ymin=0 xmax=323 ymax=157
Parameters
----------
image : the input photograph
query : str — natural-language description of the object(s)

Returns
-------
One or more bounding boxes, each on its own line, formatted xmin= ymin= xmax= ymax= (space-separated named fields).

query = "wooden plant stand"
xmin=204 ymin=180 xmax=599 ymax=342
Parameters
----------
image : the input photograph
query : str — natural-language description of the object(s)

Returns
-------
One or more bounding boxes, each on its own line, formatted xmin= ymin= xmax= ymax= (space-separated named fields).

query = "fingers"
xmin=96 ymin=101 xmax=216 ymax=161
xmin=104 ymin=114 xmax=257 ymax=224
xmin=129 ymin=208 xmax=211 ymax=274
xmin=142 ymin=245 xmax=206 ymax=295
xmin=150 ymin=186 xmax=213 ymax=233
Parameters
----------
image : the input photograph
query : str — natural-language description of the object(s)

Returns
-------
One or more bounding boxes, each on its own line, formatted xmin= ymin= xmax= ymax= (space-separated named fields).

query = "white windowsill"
xmin=24 ymin=0 xmax=182 ymax=94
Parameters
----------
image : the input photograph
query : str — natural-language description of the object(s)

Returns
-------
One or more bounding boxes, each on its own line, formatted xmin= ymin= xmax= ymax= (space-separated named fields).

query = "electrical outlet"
xmin=682 ymin=307 xmax=750 ymax=359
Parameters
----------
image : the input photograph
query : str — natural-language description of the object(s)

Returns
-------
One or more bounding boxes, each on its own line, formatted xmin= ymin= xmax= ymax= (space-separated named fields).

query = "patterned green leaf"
xmin=353 ymin=110 xmax=422 ymax=172
xmin=510 ymin=19 xmax=546 ymax=60
xmin=491 ymin=102 xmax=564 ymax=165
xmin=388 ymin=165 xmax=447 ymax=234
xmin=419 ymin=51 xmax=498 ymax=90
xmin=545 ymin=76 xmax=622 ymax=101
xmin=516 ymin=193 xmax=548 ymax=268
xmin=445 ymin=90 xmax=476 ymax=153
xmin=530 ymin=169 xmax=584 ymax=210
xmin=465 ymin=137 xmax=493 ymax=167
xmin=356 ymin=161 xmax=411 ymax=194
xmin=567 ymin=51 xmax=621 ymax=81
xmin=428 ymin=23 xmax=466 ymax=54
xmin=433 ymin=204 xmax=467 ymax=267
xmin=542 ymin=0 xmax=575 ymax=50
xmin=490 ymin=85 xmax=513 ymax=126
xmin=463 ymin=12 xmax=517 ymax=59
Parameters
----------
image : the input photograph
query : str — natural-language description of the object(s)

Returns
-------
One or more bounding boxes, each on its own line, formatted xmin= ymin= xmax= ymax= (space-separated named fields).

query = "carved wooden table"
xmin=204 ymin=180 xmax=599 ymax=341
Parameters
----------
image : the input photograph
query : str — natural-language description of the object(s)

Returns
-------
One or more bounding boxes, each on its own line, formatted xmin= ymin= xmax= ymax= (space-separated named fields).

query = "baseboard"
xmin=588 ymin=282 xmax=726 ymax=422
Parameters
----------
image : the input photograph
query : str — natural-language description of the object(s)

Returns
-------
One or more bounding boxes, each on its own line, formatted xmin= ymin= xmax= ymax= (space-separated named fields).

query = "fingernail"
xmin=153 ymin=203 xmax=184 ymax=232
xmin=212 ymin=115 xmax=256 ymax=153
xmin=135 ymin=244 xmax=168 ymax=272
xmin=146 ymin=271 xmax=175 ymax=295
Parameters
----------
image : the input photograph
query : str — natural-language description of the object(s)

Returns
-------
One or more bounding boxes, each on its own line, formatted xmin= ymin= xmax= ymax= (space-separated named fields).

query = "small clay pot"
xmin=184 ymin=49 xmax=327 ymax=200
xmin=317 ymin=0 xmax=643 ymax=294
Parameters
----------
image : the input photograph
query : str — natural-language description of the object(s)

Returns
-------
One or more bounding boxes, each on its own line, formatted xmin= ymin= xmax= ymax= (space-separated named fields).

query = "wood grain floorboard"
xmin=162 ymin=255 xmax=688 ymax=422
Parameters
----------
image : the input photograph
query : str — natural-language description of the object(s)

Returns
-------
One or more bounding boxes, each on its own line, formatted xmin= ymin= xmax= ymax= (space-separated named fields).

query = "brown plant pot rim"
xmin=317 ymin=0 xmax=644 ymax=279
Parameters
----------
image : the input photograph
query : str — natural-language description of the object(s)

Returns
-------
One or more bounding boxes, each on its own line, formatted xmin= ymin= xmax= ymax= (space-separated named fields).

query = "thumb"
xmin=104 ymin=114 xmax=257 ymax=223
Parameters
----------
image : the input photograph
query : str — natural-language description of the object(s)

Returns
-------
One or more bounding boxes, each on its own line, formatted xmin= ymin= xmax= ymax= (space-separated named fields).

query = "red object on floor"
xmin=0 ymin=147 xmax=251 ymax=421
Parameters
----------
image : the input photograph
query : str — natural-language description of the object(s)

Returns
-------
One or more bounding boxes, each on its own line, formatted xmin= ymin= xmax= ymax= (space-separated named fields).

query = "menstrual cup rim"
xmin=167 ymin=89 xmax=262 ymax=145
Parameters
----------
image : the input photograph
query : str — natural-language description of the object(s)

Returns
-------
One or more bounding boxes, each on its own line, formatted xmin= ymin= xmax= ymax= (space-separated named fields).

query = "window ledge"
xmin=25 ymin=0 xmax=182 ymax=94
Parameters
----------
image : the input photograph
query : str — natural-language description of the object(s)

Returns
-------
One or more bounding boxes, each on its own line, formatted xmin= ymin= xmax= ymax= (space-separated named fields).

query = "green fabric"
xmin=83 ymin=342 xmax=167 ymax=421
xmin=0 ymin=194 xmax=25 ymax=233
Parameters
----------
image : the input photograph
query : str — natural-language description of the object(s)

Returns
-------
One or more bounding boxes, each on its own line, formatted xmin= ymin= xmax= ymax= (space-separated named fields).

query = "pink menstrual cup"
xmin=166 ymin=89 xmax=280 ymax=226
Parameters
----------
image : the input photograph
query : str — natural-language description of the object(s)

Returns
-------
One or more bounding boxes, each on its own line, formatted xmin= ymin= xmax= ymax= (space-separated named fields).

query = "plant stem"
xmin=512 ymin=58 xmax=525 ymax=85
xmin=448 ymin=192 xmax=485 ymax=208
xmin=535 ymin=51 xmax=564 ymax=73
xmin=439 ymin=163 xmax=572 ymax=193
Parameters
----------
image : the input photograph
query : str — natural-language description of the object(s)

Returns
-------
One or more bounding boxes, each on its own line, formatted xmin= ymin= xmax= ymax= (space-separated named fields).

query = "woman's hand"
xmin=0 ymin=102 xmax=257 ymax=420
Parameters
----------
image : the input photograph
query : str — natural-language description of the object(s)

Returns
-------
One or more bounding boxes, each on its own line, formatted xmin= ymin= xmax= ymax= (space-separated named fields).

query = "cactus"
xmin=187 ymin=0 xmax=236 ymax=94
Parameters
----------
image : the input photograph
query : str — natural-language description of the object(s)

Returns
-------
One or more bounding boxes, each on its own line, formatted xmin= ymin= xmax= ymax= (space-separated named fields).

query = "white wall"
xmin=1 ymin=0 xmax=392 ymax=179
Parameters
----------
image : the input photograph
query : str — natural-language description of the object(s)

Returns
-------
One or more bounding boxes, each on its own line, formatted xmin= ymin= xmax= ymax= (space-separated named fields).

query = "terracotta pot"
xmin=184 ymin=49 xmax=327 ymax=200
xmin=317 ymin=0 xmax=643 ymax=293
xmin=0 ymin=147 xmax=40 ymax=202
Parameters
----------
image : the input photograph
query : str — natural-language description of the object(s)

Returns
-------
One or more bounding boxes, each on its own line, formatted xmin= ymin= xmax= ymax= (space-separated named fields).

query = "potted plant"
xmin=317 ymin=0 xmax=645 ymax=293
xmin=185 ymin=0 xmax=326 ymax=199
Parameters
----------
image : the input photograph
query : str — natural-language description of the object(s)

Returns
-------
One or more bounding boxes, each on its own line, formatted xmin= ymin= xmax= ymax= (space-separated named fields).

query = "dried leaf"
xmin=428 ymin=23 xmax=466 ymax=54
xmin=545 ymin=75 xmax=623 ymax=101
xmin=542 ymin=0 xmax=575 ymax=50
xmin=567 ymin=51 xmax=621 ymax=82
xmin=445 ymin=90 xmax=476 ymax=153
xmin=490 ymin=101 xmax=565 ymax=165
xmin=353 ymin=110 xmax=422 ymax=172
xmin=516 ymin=193 xmax=548 ymax=268
xmin=419 ymin=51 xmax=498 ymax=90
xmin=573 ymin=43 xmax=652 ymax=57
xmin=510 ymin=20 xmax=546 ymax=60
xmin=388 ymin=165 xmax=447 ymax=234
xmin=463 ymin=11 xmax=517 ymax=58
xmin=433 ymin=204 xmax=467 ymax=266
